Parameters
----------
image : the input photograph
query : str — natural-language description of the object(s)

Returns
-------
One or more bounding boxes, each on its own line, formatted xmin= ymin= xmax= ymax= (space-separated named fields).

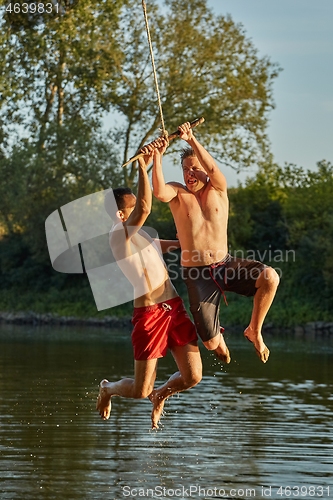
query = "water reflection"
xmin=0 ymin=324 xmax=332 ymax=499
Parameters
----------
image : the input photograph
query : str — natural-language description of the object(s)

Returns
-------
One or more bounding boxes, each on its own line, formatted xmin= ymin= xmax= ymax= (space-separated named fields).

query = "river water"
xmin=0 ymin=324 xmax=332 ymax=500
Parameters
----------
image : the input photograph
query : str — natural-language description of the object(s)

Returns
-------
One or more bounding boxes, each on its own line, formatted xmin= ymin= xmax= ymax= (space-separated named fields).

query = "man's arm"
xmin=123 ymin=141 xmax=163 ymax=234
xmin=178 ymin=122 xmax=227 ymax=192
xmin=124 ymin=157 xmax=152 ymax=231
xmin=152 ymin=137 xmax=179 ymax=202
xmin=110 ymin=143 xmax=157 ymax=262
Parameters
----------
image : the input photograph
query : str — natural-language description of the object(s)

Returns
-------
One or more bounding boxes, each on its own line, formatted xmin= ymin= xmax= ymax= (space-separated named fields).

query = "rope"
xmin=141 ymin=0 xmax=168 ymax=140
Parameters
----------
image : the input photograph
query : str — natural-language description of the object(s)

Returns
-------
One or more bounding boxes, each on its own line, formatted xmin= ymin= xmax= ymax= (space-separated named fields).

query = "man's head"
xmin=104 ymin=187 xmax=136 ymax=222
xmin=181 ymin=147 xmax=208 ymax=193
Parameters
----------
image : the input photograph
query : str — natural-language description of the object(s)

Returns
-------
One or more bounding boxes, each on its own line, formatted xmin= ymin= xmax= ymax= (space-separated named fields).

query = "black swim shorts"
xmin=182 ymin=254 xmax=267 ymax=342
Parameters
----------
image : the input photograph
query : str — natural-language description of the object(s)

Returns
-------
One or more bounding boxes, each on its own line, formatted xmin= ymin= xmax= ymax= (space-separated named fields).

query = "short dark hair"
xmin=104 ymin=187 xmax=133 ymax=220
xmin=180 ymin=147 xmax=196 ymax=165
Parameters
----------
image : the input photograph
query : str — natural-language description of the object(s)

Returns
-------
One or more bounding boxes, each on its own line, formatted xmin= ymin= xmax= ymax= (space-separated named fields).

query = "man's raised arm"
xmin=152 ymin=138 xmax=179 ymax=202
xmin=178 ymin=122 xmax=227 ymax=192
xmin=123 ymin=145 xmax=155 ymax=231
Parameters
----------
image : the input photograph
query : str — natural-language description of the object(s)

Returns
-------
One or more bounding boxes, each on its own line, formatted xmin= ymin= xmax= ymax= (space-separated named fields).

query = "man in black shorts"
xmin=182 ymin=254 xmax=267 ymax=356
xmin=152 ymin=122 xmax=280 ymax=363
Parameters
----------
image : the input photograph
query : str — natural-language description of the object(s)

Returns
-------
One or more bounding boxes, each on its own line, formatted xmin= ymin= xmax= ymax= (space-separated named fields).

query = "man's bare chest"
xmin=174 ymin=192 xmax=227 ymax=222
xmin=130 ymin=233 xmax=159 ymax=259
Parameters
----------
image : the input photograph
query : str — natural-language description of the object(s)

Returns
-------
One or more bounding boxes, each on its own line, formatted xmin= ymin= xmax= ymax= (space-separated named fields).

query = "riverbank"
xmin=0 ymin=310 xmax=132 ymax=328
xmin=1 ymin=310 xmax=333 ymax=336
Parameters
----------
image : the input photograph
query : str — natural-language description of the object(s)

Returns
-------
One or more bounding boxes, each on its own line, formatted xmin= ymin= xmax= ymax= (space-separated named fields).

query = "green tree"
xmin=229 ymin=160 xmax=333 ymax=322
xmin=0 ymin=0 xmax=282 ymax=314
xmin=228 ymin=160 xmax=288 ymax=254
xmin=280 ymin=160 xmax=333 ymax=306
xmin=1 ymin=0 xmax=280 ymax=185
xmin=106 ymin=0 xmax=280 ymax=184
xmin=0 ymin=0 xmax=127 ymax=242
xmin=0 ymin=119 xmax=122 ymax=255
xmin=1 ymin=0 xmax=125 ymax=131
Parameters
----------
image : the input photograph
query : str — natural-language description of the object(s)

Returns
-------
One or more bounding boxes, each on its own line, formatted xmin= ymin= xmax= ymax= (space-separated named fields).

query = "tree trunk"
xmin=38 ymin=83 xmax=57 ymax=151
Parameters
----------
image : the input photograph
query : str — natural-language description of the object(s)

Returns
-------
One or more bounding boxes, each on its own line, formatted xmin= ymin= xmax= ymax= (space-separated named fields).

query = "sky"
xmin=162 ymin=0 xmax=333 ymax=186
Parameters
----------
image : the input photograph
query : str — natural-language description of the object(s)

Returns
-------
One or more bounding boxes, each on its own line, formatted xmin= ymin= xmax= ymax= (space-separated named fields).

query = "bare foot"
xmin=214 ymin=329 xmax=231 ymax=364
xmin=96 ymin=379 xmax=112 ymax=420
xmin=244 ymin=326 xmax=270 ymax=363
xmin=149 ymin=391 xmax=166 ymax=429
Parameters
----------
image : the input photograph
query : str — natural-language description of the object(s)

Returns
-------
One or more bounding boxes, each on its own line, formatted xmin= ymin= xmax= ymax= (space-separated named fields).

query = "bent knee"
xmin=184 ymin=369 xmax=202 ymax=388
xmin=203 ymin=336 xmax=220 ymax=351
xmin=259 ymin=267 xmax=280 ymax=288
xmin=266 ymin=267 xmax=280 ymax=287
xmin=191 ymin=371 xmax=202 ymax=387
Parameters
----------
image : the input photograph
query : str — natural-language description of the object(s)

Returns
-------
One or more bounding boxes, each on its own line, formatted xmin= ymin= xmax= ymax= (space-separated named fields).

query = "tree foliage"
xmin=0 ymin=0 xmax=279 ymax=183
xmin=107 ymin=0 xmax=280 ymax=181
xmin=228 ymin=160 xmax=333 ymax=317
xmin=4 ymin=0 xmax=331 ymax=326
xmin=0 ymin=0 xmax=280 ymax=269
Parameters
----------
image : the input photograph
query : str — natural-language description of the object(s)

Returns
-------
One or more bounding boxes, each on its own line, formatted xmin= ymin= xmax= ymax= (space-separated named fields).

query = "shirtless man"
xmin=152 ymin=122 xmax=280 ymax=363
xmin=96 ymin=139 xmax=202 ymax=429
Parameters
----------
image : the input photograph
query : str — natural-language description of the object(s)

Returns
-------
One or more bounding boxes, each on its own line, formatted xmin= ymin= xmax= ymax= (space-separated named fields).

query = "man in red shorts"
xmin=96 ymin=138 xmax=202 ymax=429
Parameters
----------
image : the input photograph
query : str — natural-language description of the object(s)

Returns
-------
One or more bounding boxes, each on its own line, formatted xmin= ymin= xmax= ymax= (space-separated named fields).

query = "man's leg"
xmin=244 ymin=266 xmax=280 ymax=362
xmin=149 ymin=342 xmax=202 ymax=429
xmin=183 ymin=270 xmax=230 ymax=362
xmin=96 ymin=358 xmax=158 ymax=420
xmin=203 ymin=329 xmax=230 ymax=363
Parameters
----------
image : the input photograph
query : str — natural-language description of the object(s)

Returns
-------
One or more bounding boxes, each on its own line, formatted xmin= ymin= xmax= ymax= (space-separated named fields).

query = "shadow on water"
xmin=0 ymin=324 xmax=332 ymax=499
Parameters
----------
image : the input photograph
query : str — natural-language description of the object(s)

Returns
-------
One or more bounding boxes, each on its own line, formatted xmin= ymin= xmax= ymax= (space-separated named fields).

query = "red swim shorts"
xmin=131 ymin=296 xmax=198 ymax=360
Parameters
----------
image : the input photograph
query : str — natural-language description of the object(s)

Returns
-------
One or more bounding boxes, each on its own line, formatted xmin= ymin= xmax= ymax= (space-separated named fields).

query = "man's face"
xmin=182 ymin=156 xmax=208 ymax=192
xmin=119 ymin=193 xmax=137 ymax=221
